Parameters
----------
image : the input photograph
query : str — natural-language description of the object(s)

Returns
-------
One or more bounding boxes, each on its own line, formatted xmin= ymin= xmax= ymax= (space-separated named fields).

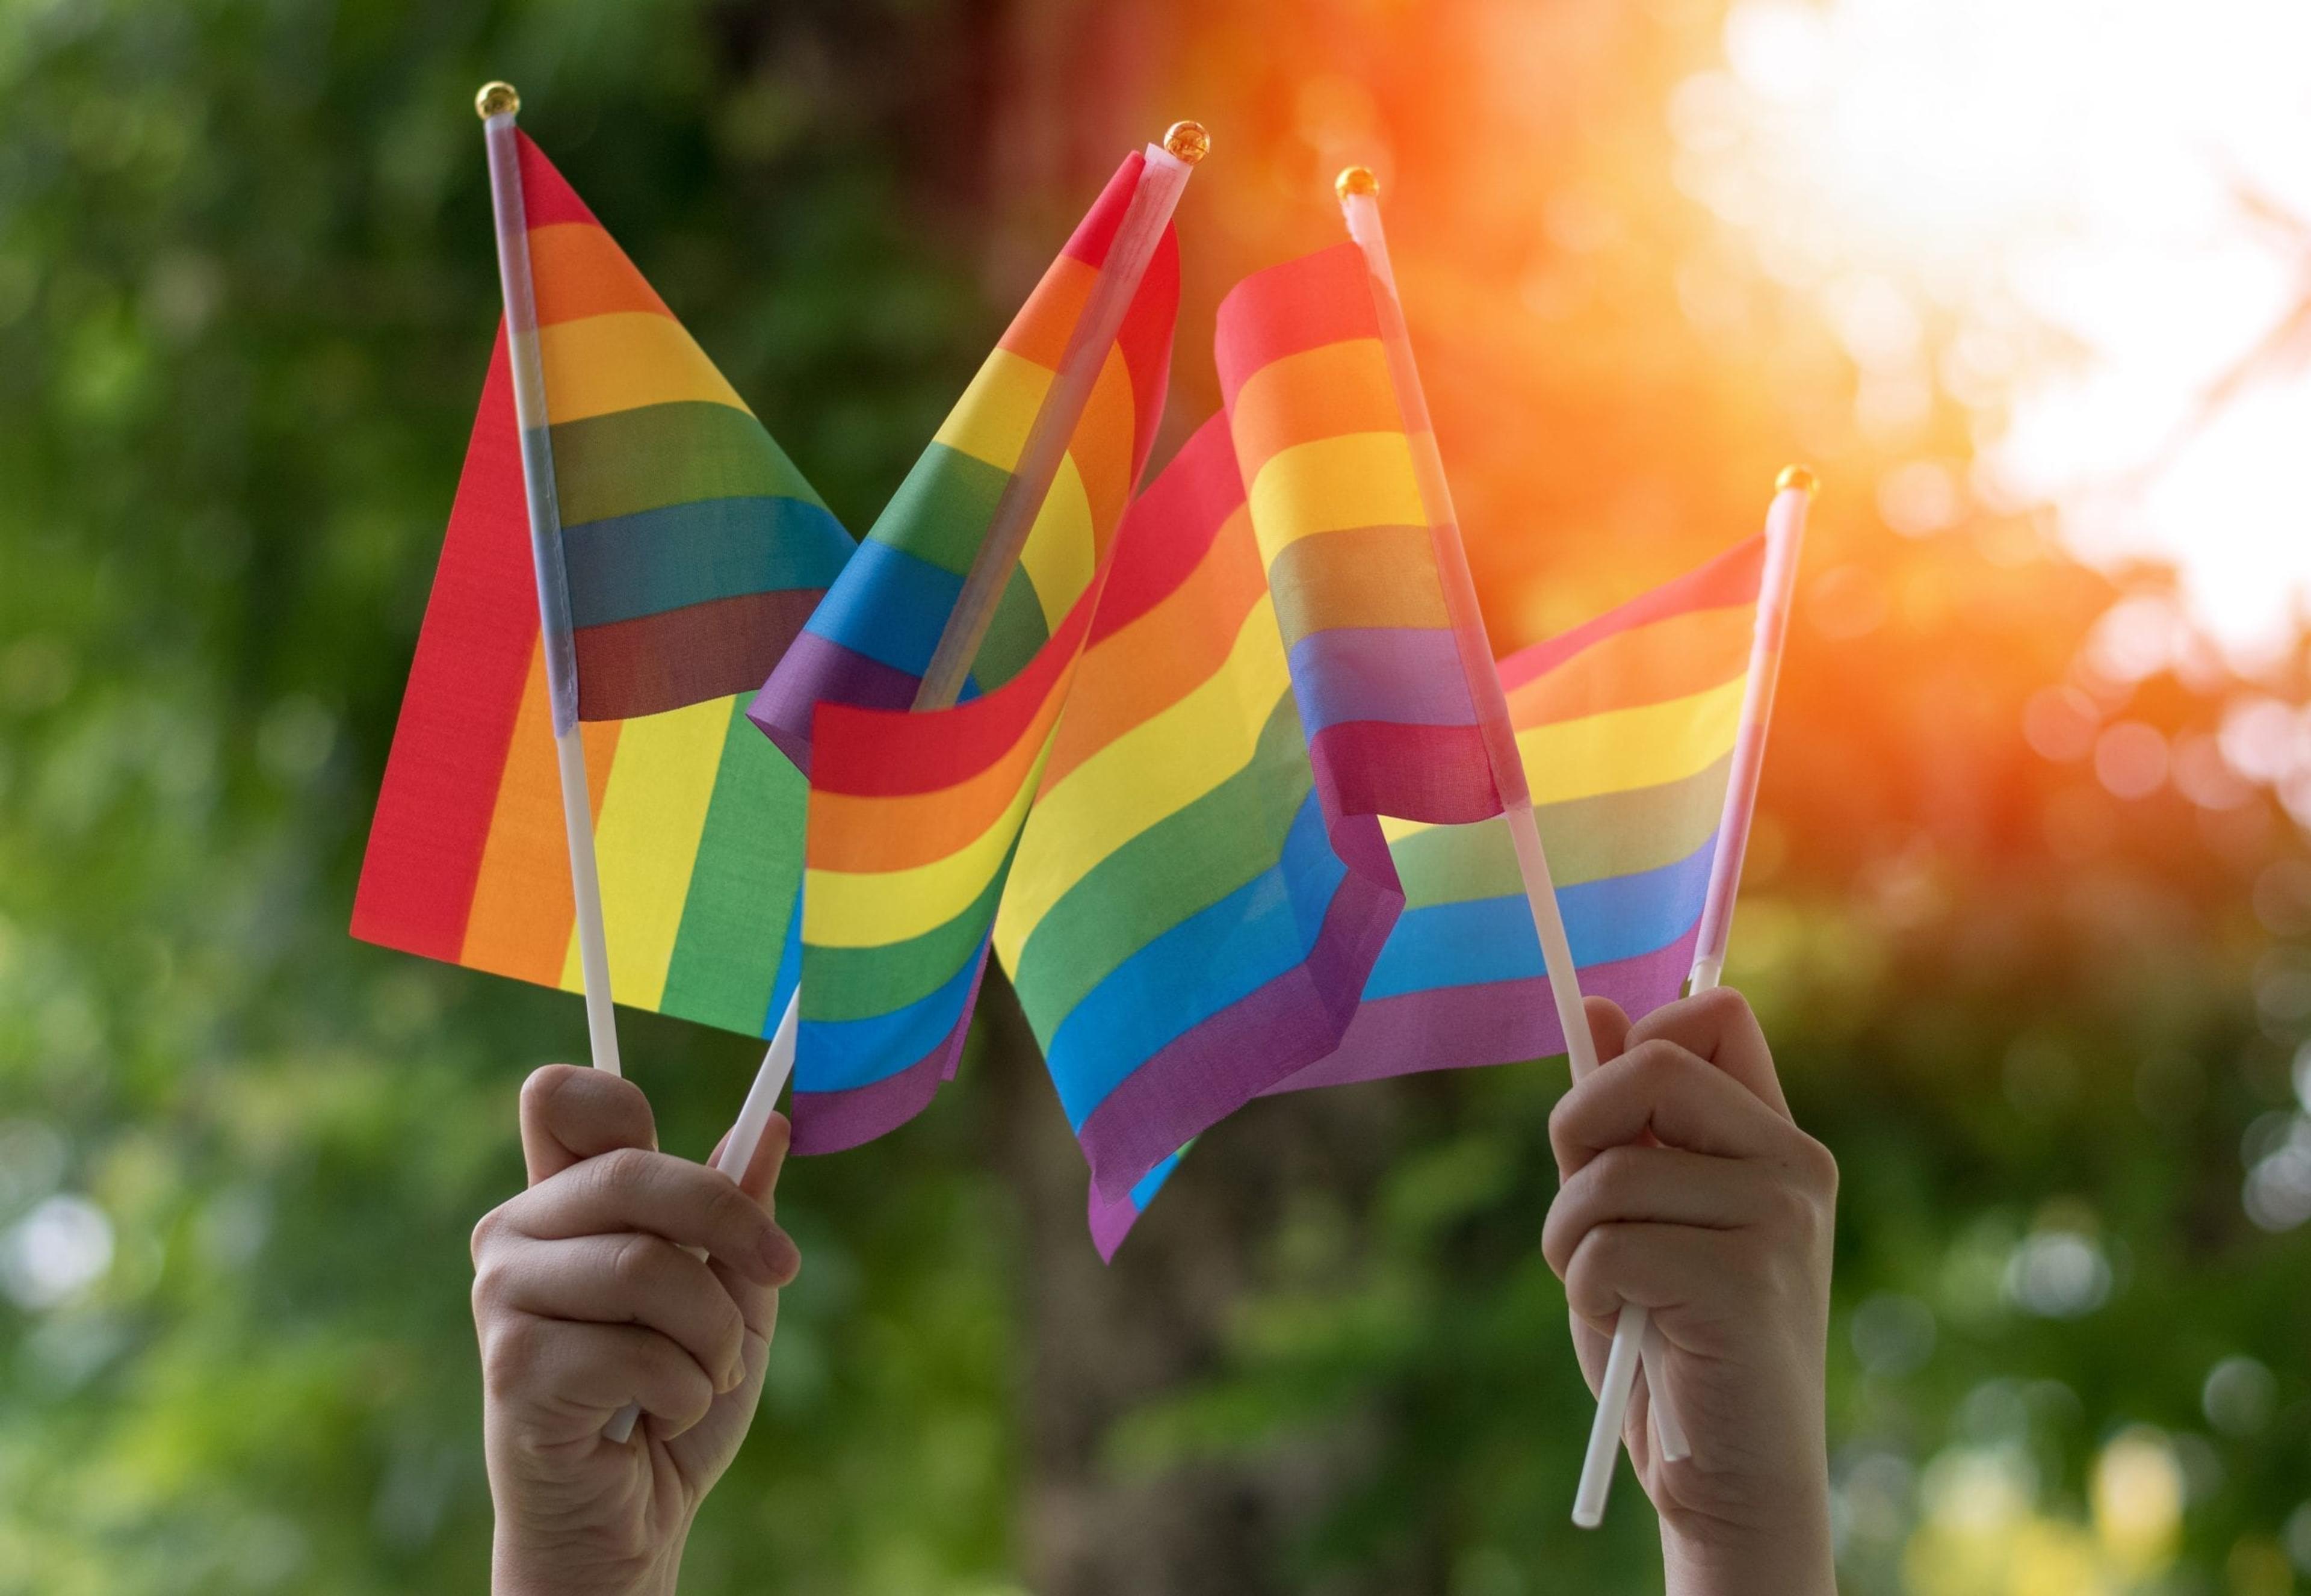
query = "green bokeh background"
xmin=1 ymin=2 xmax=2306 ymax=1592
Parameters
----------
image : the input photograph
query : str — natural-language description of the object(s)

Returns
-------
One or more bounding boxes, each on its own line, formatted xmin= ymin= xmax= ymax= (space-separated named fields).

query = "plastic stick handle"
xmin=601 ymin=993 xmax=800 ymax=1444
xmin=479 ymin=93 xmax=620 ymax=1080
xmin=1574 ymin=1304 xmax=1648 ymax=1528
xmin=913 ymin=135 xmax=1199 ymax=711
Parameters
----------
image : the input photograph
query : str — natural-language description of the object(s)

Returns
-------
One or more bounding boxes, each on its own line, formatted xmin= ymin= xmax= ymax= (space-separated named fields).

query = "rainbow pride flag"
xmin=513 ymin=134 xmax=851 ymax=723
xmin=1270 ymin=534 xmax=1764 ymax=1095
xmin=1214 ymin=243 xmax=1509 ymax=830
xmin=995 ymin=416 xmax=1403 ymax=1201
xmin=791 ymin=567 xmax=1107 ymax=1151
xmin=1053 ymin=530 xmax=1767 ymax=1256
xmin=352 ymin=134 xmax=843 ymax=1038
xmin=760 ymin=152 xmax=1178 ymax=1149
xmin=752 ymin=152 xmax=1177 ymax=766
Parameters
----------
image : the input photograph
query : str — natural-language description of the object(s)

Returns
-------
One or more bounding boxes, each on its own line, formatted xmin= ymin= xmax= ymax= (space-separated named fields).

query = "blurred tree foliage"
xmin=1 ymin=1 xmax=2307 ymax=1594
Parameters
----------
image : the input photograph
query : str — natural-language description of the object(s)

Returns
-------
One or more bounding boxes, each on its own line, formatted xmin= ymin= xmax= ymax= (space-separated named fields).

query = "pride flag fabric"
xmin=1272 ymin=533 xmax=1765 ymax=1094
xmin=1074 ymin=532 xmax=1767 ymax=1255
xmin=790 ymin=568 xmax=1108 ymax=1152
xmin=352 ymin=134 xmax=842 ymax=1039
xmin=513 ymin=134 xmax=852 ymax=723
xmin=1215 ymin=243 xmax=1509 ymax=830
xmin=995 ymin=416 xmax=1403 ymax=1202
xmin=752 ymin=152 xmax=1178 ymax=767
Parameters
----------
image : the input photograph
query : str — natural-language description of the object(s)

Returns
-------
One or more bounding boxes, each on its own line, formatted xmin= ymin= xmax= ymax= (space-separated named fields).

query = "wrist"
xmin=491 ymin=1520 xmax=690 ymax=1596
xmin=1660 ymin=1500 xmax=1835 ymax=1596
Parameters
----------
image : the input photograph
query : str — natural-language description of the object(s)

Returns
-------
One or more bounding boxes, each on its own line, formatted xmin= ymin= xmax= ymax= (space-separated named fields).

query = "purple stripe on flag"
xmin=1264 ymin=929 xmax=1699 ymax=1095
xmin=1285 ymin=626 xmax=1482 ymax=733
xmin=1309 ymin=719 xmax=1505 ymax=827
xmin=747 ymin=630 xmax=923 ymax=770
xmin=789 ymin=979 xmax=976 ymax=1155
xmin=1077 ymin=864 xmax=1399 ymax=1201
xmin=1088 ymin=1184 xmax=1142 ymax=1261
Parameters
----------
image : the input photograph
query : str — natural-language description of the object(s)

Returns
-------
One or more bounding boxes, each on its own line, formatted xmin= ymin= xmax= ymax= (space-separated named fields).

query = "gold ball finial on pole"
xmin=1163 ymin=120 xmax=1211 ymax=164
xmin=1335 ymin=165 xmax=1379 ymax=202
xmin=475 ymin=81 xmax=521 ymax=120
xmin=1776 ymin=464 xmax=1819 ymax=498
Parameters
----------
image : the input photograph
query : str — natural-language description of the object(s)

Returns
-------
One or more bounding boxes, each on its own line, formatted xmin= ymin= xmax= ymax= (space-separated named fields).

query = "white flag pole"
xmin=1573 ymin=468 xmax=1814 ymax=1509
xmin=912 ymin=120 xmax=1208 ymax=710
xmin=1329 ymin=169 xmax=1671 ymax=1523
xmin=1688 ymin=468 xmax=1813 ymax=995
xmin=478 ymin=81 xmax=643 ymax=1443
xmin=717 ymin=117 xmax=1214 ymax=1175
xmin=477 ymin=82 xmax=620 ymax=1081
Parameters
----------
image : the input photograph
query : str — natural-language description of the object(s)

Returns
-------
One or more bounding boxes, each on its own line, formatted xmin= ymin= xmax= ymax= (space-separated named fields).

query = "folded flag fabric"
xmin=763 ymin=152 xmax=1179 ymax=1151
xmin=352 ymin=131 xmax=846 ymax=1038
xmin=1094 ymin=533 xmax=1768 ymax=1252
xmin=512 ymin=132 xmax=853 ymax=723
xmin=1215 ymin=242 xmax=1509 ymax=830
xmin=995 ymin=416 xmax=1403 ymax=1204
xmin=752 ymin=151 xmax=1178 ymax=768
xmin=1273 ymin=532 xmax=1765 ymax=1092
xmin=791 ymin=564 xmax=1109 ymax=1152
xmin=1088 ymin=1147 xmax=1186 ymax=1261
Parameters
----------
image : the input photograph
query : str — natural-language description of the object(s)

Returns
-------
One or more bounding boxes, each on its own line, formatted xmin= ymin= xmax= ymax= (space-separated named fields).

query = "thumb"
xmin=732 ymin=1112 xmax=793 ymax=1210
xmin=1582 ymin=995 xmax=1633 ymax=1075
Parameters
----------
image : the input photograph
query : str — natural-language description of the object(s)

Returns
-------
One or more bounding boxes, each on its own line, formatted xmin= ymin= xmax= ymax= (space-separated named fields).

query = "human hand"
xmin=1542 ymin=989 xmax=1837 ymax=1596
xmin=471 ymin=1065 xmax=801 ymax=1596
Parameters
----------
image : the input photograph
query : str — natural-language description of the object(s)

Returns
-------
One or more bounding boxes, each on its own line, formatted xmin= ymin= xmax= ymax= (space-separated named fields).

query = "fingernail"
xmin=759 ymin=1225 xmax=800 ymax=1282
xmin=719 ymin=1356 xmax=744 ymax=1393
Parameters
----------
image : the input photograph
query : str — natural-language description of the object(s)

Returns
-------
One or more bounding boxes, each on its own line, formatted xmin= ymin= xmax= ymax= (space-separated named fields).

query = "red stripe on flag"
xmin=1499 ymin=534 xmax=1768 ymax=690
xmin=514 ymin=131 xmax=602 ymax=229
xmin=351 ymin=327 xmax=540 ymax=960
xmin=1089 ymin=414 xmax=1243 ymax=643
xmin=1059 ymin=152 xmax=1145 ymax=267
xmin=1306 ymin=720 xmax=1503 ymax=827
xmin=1213 ymin=244 xmax=1384 ymax=404
xmin=809 ymin=586 xmax=1100 ymax=799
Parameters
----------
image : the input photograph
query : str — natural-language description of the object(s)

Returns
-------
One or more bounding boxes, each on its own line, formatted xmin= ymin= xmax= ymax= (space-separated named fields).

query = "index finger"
xmin=1548 ymin=1037 xmax=1795 ymax=1178
xmin=500 ymin=1145 xmax=797 ymax=1288
xmin=1623 ymin=986 xmax=1790 ymax=1120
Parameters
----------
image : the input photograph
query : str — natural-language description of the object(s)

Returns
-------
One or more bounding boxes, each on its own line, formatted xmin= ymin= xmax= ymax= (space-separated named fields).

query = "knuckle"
xmin=1624 ymin=1038 xmax=1689 ymax=1086
xmin=469 ymin=1205 xmax=507 ymax=1266
xmin=1588 ymin=1145 xmax=1647 ymax=1203
xmin=591 ymin=1145 xmax=655 ymax=1201
xmin=480 ymin=1315 xmax=543 ymax=1390
xmin=1794 ymin=1132 xmax=1840 ymax=1197
xmin=607 ymin=1232 xmax=666 ymax=1293
xmin=470 ymin=1254 xmax=511 ymax=1308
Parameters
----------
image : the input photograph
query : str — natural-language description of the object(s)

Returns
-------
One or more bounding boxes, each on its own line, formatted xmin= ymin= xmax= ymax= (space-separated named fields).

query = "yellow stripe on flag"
xmin=805 ymin=758 xmax=1050 ymax=949
xmin=933 ymin=348 xmax=1054 ymax=473
xmin=1244 ymin=431 xmax=1429 ymax=558
xmin=1018 ymin=451 xmax=1096 ymax=629
xmin=1517 ymin=676 xmax=1748 ymax=806
xmin=536 ymin=312 xmax=751 ymax=425
xmin=561 ymin=697 xmax=733 ymax=1009
xmin=995 ymin=598 xmax=1290 ymax=959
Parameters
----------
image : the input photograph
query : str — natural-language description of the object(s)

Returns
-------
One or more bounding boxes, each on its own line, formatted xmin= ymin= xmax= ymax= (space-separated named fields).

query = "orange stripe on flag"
xmin=527 ymin=222 xmax=673 ymax=328
xmin=806 ymin=705 xmax=1059 ymax=874
xmin=1225 ymin=338 xmax=1402 ymax=484
xmin=997 ymin=254 xmax=1098 ymax=371
xmin=460 ymin=647 xmax=625 ymax=984
xmin=1068 ymin=345 xmax=1139 ymax=547
xmin=1041 ymin=507 xmax=1270 ymax=790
